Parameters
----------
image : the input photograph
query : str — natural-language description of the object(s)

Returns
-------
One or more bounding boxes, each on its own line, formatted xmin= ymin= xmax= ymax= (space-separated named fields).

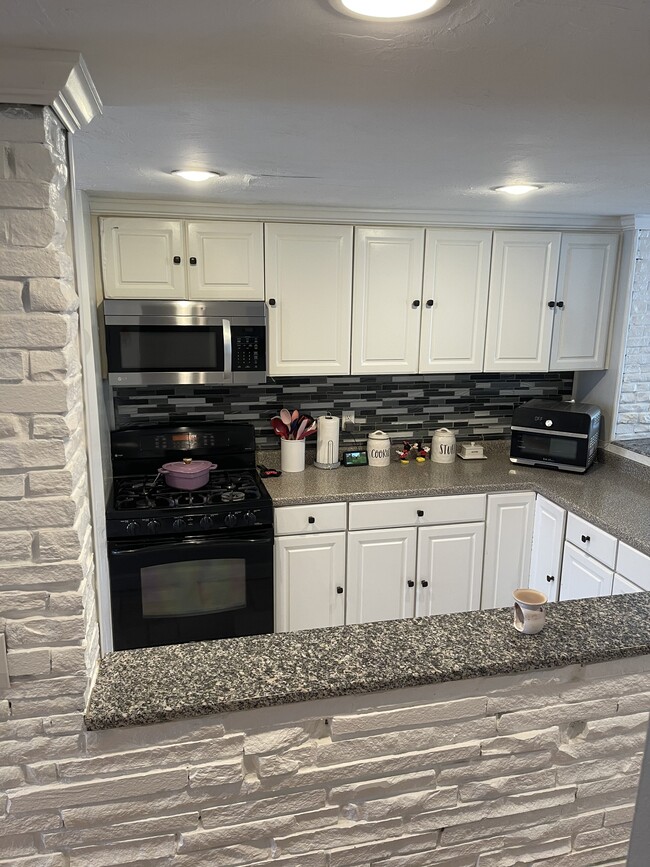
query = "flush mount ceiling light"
xmin=171 ymin=170 xmax=222 ymax=182
xmin=329 ymin=0 xmax=450 ymax=22
xmin=493 ymin=184 xmax=543 ymax=196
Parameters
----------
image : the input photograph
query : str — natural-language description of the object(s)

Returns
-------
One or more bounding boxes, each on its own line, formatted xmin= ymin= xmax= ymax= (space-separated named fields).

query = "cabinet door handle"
xmin=556 ymin=301 xmax=565 ymax=309
xmin=336 ymin=586 xmax=344 ymax=594
xmin=407 ymin=580 xmax=415 ymax=588
xmin=173 ymin=255 xmax=181 ymax=265
xmin=412 ymin=300 xmax=421 ymax=308
xmin=546 ymin=575 xmax=555 ymax=582
xmin=547 ymin=300 xmax=556 ymax=308
xmin=417 ymin=510 xmax=424 ymax=517
xmin=308 ymin=516 xmax=315 ymax=524
xmin=268 ymin=298 xmax=277 ymax=307
xmin=581 ymin=534 xmax=590 ymax=543
xmin=189 ymin=256 xmax=197 ymax=266
xmin=421 ymin=580 xmax=429 ymax=588
xmin=426 ymin=299 xmax=434 ymax=308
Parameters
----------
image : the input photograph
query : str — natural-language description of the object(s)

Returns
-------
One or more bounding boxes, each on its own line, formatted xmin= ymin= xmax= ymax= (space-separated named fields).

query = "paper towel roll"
xmin=315 ymin=413 xmax=340 ymax=469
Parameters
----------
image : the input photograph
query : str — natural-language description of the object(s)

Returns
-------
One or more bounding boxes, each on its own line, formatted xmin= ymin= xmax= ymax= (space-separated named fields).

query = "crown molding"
xmin=87 ymin=195 xmax=624 ymax=230
xmin=0 ymin=48 xmax=102 ymax=132
xmin=620 ymin=214 xmax=650 ymax=231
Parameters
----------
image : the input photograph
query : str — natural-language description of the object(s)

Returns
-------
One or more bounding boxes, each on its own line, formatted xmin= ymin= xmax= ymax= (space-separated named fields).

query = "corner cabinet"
xmin=528 ymin=495 xmax=566 ymax=602
xmin=100 ymin=217 xmax=264 ymax=301
xmin=265 ymin=223 xmax=353 ymax=375
xmin=481 ymin=492 xmax=535 ymax=609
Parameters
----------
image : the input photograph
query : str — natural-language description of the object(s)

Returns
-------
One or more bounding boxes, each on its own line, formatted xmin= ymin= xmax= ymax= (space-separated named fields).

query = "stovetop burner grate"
xmin=113 ymin=470 xmax=262 ymax=512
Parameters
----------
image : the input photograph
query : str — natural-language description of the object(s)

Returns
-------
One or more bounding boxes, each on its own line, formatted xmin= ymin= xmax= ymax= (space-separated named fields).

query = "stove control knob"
xmin=126 ymin=521 xmax=140 ymax=536
xmin=243 ymin=511 xmax=257 ymax=526
xmin=172 ymin=517 xmax=187 ymax=531
xmin=200 ymin=515 xmax=214 ymax=530
xmin=145 ymin=519 xmax=161 ymax=535
xmin=224 ymin=512 xmax=238 ymax=528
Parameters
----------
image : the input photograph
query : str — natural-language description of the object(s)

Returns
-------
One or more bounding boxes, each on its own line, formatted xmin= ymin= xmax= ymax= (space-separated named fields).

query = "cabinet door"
xmin=346 ymin=528 xmax=417 ymax=624
xmin=481 ymin=492 xmax=535 ymax=609
xmin=419 ymin=229 xmax=492 ymax=373
xmin=484 ymin=232 xmax=561 ymax=372
xmin=612 ymin=574 xmax=643 ymax=595
xmin=100 ymin=218 xmax=186 ymax=299
xmin=186 ymin=221 xmax=264 ymax=301
xmin=549 ymin=233 xmax=619 ymax=371
xmin=265 ymin=223 xmax=353 ymax=375
xmin=351 ymin=227 xmax=424 ymax=375
xmin=559 ymin=542 xmax=614 ymax=600
xmin=274 ymin=533 xmax=346 ymax=632
xmin=416 ymin=522 xmax=485 ymax=616
xmin=528 ymin=496 xmax=566 ymax=602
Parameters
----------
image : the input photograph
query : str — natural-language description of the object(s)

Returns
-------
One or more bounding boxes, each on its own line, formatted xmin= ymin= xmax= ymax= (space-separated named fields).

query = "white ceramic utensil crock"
xmin=431 ymin=428 xmax=456 ymax=464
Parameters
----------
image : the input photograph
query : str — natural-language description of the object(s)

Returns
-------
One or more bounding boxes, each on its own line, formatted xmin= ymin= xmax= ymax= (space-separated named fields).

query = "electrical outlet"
xmin=342 ymin=412 xmax=355 ymax=430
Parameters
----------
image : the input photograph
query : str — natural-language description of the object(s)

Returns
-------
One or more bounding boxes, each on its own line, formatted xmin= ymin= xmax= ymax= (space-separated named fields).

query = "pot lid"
xmin=160 ymin=459 xmax=216 ymax=475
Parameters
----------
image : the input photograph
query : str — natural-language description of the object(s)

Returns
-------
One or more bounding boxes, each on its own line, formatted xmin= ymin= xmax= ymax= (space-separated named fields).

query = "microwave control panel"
xmin=232 ymin=326 xmax=265 ymax=371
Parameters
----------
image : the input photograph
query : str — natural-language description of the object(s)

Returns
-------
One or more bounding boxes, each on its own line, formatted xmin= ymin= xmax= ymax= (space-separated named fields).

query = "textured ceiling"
xmin=2 ymin=0 xmax=650 ymax=215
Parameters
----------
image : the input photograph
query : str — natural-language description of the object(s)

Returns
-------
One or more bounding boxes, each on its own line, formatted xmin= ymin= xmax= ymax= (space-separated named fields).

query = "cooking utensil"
xmin=271 ymin=416 xmax=289 ymax=439
xmin=280 ymin=408 xmax=292 ymax=427
xmin=158 ymin=458 xmax=217 ymax=490
xmin=296 ymin=417 xmax=309 ymax=440
xmin=258 ymin=464 xmax=282 ymax=478
xmin=291 ymin=409 xmax=299 ymax=424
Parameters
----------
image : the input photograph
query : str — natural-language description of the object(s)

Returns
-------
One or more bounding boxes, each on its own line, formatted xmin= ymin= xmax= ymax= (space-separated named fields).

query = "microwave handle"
xmin=222 ymin=318 xmax=232 ymax=383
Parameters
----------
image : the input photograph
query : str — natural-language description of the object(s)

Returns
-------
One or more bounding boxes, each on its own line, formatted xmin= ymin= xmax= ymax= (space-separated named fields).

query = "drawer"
xmin=275 ymin=502 xmax=347 ymax=535
xmin=565 ymin=513 xmax=617 ymax=569
xmin=613 ymin=573 xmax=644 ymax=596
xmin=615 ymin=542 xmax=650 ymax=592
xmin=348 ymin=494 xmax=486 ymax=531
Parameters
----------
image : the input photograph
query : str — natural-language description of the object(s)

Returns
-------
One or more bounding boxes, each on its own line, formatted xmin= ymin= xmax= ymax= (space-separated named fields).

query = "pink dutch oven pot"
xmin=158 ymin=457 xmax=217 ymax=490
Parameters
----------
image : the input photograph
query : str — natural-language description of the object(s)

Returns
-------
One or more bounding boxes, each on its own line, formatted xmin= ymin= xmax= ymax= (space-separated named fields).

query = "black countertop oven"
xmin=510 ymin=399 xmax=601 ymax=473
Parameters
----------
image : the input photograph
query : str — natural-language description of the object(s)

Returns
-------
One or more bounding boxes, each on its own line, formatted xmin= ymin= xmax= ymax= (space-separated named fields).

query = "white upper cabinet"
xmin=420 ymin=229 xmax=493 ymax=373
xmin=351 ymin=227 xmax=425 ymax=375
xmin=265 ymin=223 xmax=353 ymax=375
xmin=549 ymin=233 xmax=619 ymax=371
xmin=100 ymin=218 xmax=186 ymax=299
xmin=484 ymin=231 xmax=561 ymax=372
xmin=186 ymin=221 xmax=264 ymax=301
xmin=416 ymin=522 xmax=485 ymax=616
xmin=528 ymin=495 xmax=566 ymax=602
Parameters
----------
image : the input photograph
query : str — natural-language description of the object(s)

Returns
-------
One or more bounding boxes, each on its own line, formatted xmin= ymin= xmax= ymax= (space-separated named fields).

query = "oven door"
xmin=108 ymin=530 xmax=273 ymax=650
xmin=510 ymin=427 xmax=590 ymax=471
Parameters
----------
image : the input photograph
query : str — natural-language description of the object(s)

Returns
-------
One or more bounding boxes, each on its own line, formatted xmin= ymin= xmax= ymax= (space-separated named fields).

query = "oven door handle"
xmin=109 ymin=531 xmax=273 ymax=557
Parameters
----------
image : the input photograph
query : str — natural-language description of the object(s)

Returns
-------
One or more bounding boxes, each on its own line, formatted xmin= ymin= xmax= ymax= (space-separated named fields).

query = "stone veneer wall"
xmin=1 ymin=655 xmax=648 ymax=865
xmin=113 ymin=372 xmax=574 ymax=449
xmin=616 ymin=229 xmax=650 ymax=438
xmin=0 ymin=103 xmax=99 ymax=777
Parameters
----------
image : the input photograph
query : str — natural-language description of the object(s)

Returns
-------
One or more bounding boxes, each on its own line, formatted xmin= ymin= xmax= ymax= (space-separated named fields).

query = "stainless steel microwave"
xmin=510 ymin=399 xmax=602 ymax=473
xmin=103 ymin=300 xmax=267 ymax=386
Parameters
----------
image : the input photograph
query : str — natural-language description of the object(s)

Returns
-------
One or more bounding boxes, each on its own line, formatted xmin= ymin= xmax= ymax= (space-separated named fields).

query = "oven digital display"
xmin=517 ymin=433 xmax=579 ymax=462
xmin=140 ymin=558 xmax=246 ymax=618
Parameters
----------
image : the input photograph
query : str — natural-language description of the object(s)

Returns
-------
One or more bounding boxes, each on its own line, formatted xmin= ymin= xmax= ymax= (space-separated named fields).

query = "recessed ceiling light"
xmin=329 ymin=0 xmax=450 ymax=22
xmin=493 ymin=184 xmax=543 ymax=196
xmin=171 ymin=170 xmax=221 ymax=182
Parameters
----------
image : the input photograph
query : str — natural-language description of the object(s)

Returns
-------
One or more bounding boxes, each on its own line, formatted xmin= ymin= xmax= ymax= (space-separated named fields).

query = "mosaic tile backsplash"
xmin=113 ymin=373 xmax=574 ymax=449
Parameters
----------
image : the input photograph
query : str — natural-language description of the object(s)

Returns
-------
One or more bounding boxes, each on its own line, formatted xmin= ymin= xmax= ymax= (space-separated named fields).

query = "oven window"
xmin=518 ymin=433 xmax=579 ymax=462
xmin=118 ymin=326 xmax=223 ymax=372
xmin=140 ymin=558 xmax=246 ymax=618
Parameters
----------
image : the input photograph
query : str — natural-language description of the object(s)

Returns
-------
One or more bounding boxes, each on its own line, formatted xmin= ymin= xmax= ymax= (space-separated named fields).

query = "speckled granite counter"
xmin=262 ymin=442 xmax=650 ymax=557
xmin=613 ymin=437 xmax=650 ymax=459
xmin=85 ymin=594 xmax=650 ymax=729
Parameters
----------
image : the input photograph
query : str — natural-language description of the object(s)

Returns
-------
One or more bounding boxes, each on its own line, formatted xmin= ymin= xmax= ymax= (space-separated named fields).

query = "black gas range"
xmin=107 ymin=423 xmax=274 ymax=651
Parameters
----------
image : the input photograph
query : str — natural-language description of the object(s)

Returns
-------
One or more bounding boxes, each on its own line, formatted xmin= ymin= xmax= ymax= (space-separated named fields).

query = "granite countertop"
xmin=262 ymin=442 xmax=650 ymax=557
xmin=85 ymin=594 xmax=650 ymax=730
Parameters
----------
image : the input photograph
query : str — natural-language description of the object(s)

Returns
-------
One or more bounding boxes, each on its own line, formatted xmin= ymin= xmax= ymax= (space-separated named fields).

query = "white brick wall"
xmin=616 ymin=229 xmax=650 ymax=438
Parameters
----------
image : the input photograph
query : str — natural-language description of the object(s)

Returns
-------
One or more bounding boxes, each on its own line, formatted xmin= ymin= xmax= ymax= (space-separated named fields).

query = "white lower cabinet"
xmin=528 ymin=495 xmax=566 ymax=601
xmin=416 ymin=522 xmax=485 ymax=616
xmin=274 ymin=532 xmax=346 ymax=632
xmin=481 ymin=492 xmax=536 ymax=609
xmin=346 ymin=528 xmax=417 ymax=624
xmin=612 ymin=574 xmax=644 ymax=595
xmin=559 ymin=542 xmax=614 ymax=601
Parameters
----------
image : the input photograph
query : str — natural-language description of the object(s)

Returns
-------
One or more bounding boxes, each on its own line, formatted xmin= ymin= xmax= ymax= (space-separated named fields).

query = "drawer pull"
xmin=417 ymin=509 xmax=425 ymax=517
xmin=421 ymin=580 xmax=429 ymax=588
xmin=581 ymin=534 xmax=590 ymax=543
xmin=336 ymin=586 xmax=344 ymax=594
xmin=308 ymin=516 xmax=316 ymax=524
xmin=407 ymin=580 xmax=415 ymax=588
xmin=546 ymin=575 xmax=555 ymax=582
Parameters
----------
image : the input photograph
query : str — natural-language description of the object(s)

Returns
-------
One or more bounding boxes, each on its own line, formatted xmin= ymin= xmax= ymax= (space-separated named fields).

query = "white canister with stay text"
xmin=367 ymin=430 xmax=391 ymax=467
xmin=431 ymin=428 xmax=456 ymax=464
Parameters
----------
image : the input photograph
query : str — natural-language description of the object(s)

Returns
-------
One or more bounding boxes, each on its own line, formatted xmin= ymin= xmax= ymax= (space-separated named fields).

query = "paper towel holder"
xmin=314 ymin=413 xmax=341 ymax=470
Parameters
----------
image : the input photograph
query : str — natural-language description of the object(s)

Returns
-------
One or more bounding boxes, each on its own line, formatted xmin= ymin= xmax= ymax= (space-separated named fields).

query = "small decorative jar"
xmin=431 ymin=428 xmax=457 ymax=464
xmin=367 ymin=430 xmax=391 ymax=467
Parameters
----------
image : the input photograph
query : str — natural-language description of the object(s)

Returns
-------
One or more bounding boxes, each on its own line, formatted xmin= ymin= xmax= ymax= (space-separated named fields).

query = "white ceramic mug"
xmin=513 ymin=588 xmax=547 ymax=635
xmin=280 ymin=438 xmax=305 ymax=473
